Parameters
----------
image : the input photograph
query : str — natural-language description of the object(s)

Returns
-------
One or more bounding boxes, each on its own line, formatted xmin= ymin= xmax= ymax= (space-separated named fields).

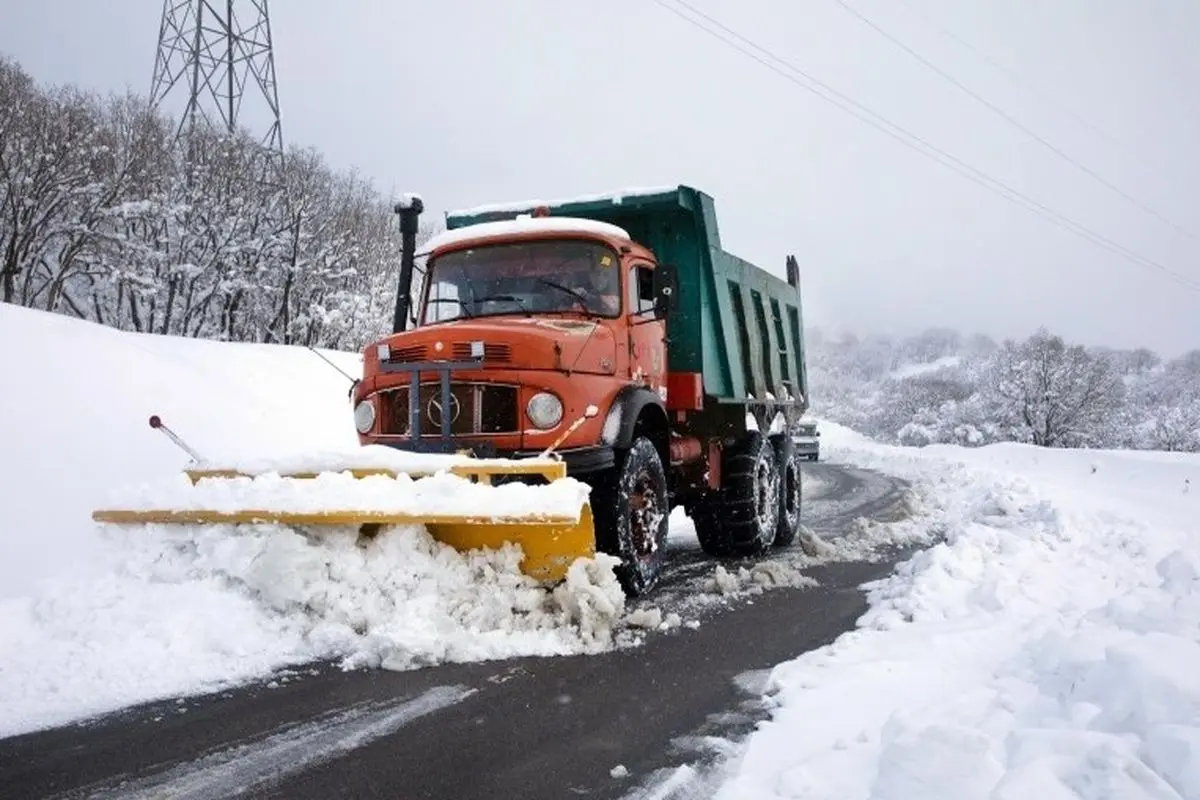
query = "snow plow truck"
xmin=94 ymin=185 xmax=810 ymax=597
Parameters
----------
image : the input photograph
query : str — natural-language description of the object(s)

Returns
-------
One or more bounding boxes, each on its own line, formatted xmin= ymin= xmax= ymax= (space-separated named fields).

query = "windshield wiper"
xmin=425 ymin=297 xmax=474 ymax=318
xmin=536 ymin=278 xmax=595 ymax=316
xmin=471 ymin=294 xmax=532 ymax=317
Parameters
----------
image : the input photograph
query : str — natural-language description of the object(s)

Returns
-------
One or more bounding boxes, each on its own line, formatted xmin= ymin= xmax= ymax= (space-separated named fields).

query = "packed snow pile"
xmin=0 ymin=305 xmax=629 ymax=737
xmin=105 ymin=469 xmax=592 ymax=521
xmin=709 ymin=420 xmax=1200 ymax=799
xmin=0 ymin=302 xmax=366 ymax=598
xmin=189 ymin=443 xmax=566 ymax=478
xmin=1 ymin=521 xmax=627 ymax=738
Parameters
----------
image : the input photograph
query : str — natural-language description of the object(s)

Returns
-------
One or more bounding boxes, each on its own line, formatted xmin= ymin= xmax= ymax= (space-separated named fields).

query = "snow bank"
xmin=712 ymin=418 xmax=1200 ymax=799
xmin=0 ymin=305 xmax=629 ymax=737
xmin=192 ymin=443 xmax=562 ymax=477
xmin=105 ymin=470 xmax=591 ymax=522
xmin=0 ymin=522 xmax=625 ymax=737
xmin=0 ymin=303 xmax=364 ymax=597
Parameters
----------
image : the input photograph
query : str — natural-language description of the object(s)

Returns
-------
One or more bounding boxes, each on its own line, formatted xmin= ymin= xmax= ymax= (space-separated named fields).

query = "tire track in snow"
xmin=72 ymin=685 xmax=472 ymax=800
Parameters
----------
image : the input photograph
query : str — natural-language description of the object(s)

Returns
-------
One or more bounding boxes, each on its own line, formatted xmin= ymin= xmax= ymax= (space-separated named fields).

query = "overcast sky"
xmin=3 ymin=0 xmax=1198 ymax=355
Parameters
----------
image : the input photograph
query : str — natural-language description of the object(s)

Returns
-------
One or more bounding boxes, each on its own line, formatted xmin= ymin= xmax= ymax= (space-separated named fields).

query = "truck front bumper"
xmin=373 ymin=438 xmax=616 ymax=477
xmin=508 ymin=445 xmax=615 ymax=475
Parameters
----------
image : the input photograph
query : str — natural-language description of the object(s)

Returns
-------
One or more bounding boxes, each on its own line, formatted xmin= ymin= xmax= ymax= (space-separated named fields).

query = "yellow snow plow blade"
xmin=92 ymin=459 xmax=596 ymax=583
xmin=422 ymin=503 xmax=594 ymax=582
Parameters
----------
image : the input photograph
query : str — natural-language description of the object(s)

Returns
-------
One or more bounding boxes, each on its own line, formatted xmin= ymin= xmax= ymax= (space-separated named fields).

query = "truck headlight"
xmin=526 ymin=392 xmax=563 ymax=429
xmin=354 ymin=400 xmax=376 ymax=433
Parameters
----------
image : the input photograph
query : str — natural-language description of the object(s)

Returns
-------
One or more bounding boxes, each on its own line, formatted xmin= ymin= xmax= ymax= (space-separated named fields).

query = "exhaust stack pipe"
xmin=392 ymin=194 xmax=425 ymax=333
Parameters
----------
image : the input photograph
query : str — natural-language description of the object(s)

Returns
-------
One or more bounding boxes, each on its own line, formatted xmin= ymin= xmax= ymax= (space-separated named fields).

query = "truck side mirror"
xmin=653 ymin=263 xmax=678 ymax=319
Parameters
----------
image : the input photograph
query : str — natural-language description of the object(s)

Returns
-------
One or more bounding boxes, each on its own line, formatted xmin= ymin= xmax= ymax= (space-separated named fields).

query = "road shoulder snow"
xmin=708 ymin=421 xmax=1200 ymax=799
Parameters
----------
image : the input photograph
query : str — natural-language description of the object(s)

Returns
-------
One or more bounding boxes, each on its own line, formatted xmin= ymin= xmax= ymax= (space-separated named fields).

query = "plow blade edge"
xmin=91 ymin=505 xmax=595 ymax=583
xmin=91 ymin=458 xmax=595 ymax=583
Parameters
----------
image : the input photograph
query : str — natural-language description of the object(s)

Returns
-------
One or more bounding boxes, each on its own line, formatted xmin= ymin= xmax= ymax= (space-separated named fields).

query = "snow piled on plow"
xmin=189 ymin=443 xmax=560 ymax=478
xmin=106 ymin=469 xmax=591 ymax=521
xmin=0 ymin=521 xmax=627 ymax=737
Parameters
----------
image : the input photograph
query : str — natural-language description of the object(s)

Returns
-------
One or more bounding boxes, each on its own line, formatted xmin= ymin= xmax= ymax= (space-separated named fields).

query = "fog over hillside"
xmin=806 ymin=325 xmax=1200 ymax=452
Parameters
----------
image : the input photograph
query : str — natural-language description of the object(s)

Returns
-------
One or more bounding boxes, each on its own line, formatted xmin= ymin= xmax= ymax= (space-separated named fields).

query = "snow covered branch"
xmin=0 ymin=55 xmax=438 ymax=351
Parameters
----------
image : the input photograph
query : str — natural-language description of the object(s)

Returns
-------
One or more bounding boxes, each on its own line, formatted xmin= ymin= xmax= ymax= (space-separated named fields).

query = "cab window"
xmin=629 ymin=264 xmax=656 ymax=316
xmin=422 ymin=239 xmax=622 ymax=323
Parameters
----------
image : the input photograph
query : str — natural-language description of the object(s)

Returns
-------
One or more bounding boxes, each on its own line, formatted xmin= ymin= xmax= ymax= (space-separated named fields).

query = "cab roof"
xmin=421 ymin=216 xmax=632 ymax=256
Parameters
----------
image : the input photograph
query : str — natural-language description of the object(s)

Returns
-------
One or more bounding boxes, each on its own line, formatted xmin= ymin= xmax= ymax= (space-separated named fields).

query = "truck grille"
xmin=380 ymin=382 xmax=518 ymax=437
xmin=451 ymin=342 xmax=512 ymax=363
xmin=383 ymin=342 xmax=512 ymax=365
xmin=386 ymin=344 xmax=428 ymax=363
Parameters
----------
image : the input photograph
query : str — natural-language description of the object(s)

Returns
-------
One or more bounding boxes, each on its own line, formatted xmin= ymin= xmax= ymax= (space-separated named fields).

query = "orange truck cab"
xmin=352 ymin=186 xmax=810 ymax=595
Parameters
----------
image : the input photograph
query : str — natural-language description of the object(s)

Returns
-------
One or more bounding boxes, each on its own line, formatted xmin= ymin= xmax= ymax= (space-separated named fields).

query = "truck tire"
xmin=692 ymin=431 xmax=781 ymax=558
xmin=770 ymin=433 xmax=802 ymax=547
xmin=591 ymin=436 xmax=670 ymax=596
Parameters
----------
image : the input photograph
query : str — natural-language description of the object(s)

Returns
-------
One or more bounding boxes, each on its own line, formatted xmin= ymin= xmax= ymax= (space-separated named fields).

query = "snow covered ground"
xmin=0 ymin=305 xmax=639 ymax=737
xmin=0 ymin=302 xmax=367 ymax=598
xmin=699 ymin=421 xmax=1200 ymax=799
xmin=7 ymin=301 xmax=1198 ymax=800
xmin=0 ymin=305 xmax=852 ymax=738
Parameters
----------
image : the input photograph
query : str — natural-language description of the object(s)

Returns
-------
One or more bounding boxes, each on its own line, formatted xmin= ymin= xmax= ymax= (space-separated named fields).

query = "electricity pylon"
xmin=149 ymin=0 xmax=283 ymax=153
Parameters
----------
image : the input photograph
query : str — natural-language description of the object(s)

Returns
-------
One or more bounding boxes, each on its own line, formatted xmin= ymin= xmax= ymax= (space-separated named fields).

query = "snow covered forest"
xmin=809 ymin=325 xmax=1200 ymax=452
xmin=2 ymin=55 xmax=1196 ymax=453
xmin=0 ymin=56 xmax=436 ymax=350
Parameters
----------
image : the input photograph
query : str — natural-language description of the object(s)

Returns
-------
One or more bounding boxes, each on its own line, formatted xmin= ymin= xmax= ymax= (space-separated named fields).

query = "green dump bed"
xmin=445 ymin=185 xmax=808 ymax=409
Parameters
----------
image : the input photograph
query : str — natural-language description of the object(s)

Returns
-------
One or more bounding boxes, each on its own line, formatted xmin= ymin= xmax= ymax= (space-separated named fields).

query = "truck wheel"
xmin=591 ymin=436 xmax=670 ymax=596
xmin=770 ymin=433 xmax=802 ymax=547
xmin=692 ymin=431 xmax=781 ymax=558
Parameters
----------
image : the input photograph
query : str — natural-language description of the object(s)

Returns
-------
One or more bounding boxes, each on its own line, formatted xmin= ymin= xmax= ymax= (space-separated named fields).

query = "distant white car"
xmin=792 ymin=420 xmax=820 ymax=461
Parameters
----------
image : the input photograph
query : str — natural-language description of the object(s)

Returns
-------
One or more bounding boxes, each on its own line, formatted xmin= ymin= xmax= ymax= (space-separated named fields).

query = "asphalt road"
xmin=0 ymin=462 xmax=913 ymax=800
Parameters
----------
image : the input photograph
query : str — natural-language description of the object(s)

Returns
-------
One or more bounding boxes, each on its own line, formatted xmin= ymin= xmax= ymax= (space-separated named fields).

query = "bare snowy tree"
xmin=0 ymin=54 xmax=425 ymax=352
xmin=0 ymin=59 xmax=110 ymax=308
xmin=1138 ymin=405 xmax=1200 ymax=452
xmin=806 ymin=323 xmax=1194 ymax=452
xmin=900 ymin=326 xmax=961 ymax=363
xmin=985 ymin=328 xmax=1126 ymax=447
xmin=873 ymin=371 xmax=974 ymax=440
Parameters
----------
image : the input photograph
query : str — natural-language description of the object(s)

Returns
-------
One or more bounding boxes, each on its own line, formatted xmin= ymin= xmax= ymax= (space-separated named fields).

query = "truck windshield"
xmin=421 ymin=239 xmax=622 ymax=324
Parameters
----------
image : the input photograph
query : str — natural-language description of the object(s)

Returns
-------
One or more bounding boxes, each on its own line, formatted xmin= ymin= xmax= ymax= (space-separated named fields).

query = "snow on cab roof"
xmin=447 ymin=185 xmax=680 ymax=217
xmin=422 ymin=216 xmax=633 ymax=254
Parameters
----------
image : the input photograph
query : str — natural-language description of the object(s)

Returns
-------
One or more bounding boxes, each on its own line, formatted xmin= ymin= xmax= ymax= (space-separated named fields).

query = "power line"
xmin=890 ymin=0 xmax=1163 ymax=175
xmin=646 ymin=0 xmax=1200 ymax=294
xmin=826 ymin=0 xmax=1198 ymax=243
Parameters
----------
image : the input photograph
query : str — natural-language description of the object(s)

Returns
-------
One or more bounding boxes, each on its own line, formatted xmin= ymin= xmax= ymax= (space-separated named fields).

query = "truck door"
xmin=627 ymin=262 xmax=667 ymax=401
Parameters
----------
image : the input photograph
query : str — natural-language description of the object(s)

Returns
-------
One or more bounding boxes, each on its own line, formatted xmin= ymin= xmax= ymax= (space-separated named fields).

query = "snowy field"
xmin=4 ymin=302 xmax=1198 ymax=800
xmin=693 ymin=422 xmax=1200 ymax=799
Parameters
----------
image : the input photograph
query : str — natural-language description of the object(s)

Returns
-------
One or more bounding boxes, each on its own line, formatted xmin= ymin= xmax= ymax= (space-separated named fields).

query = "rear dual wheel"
xmin=692 ymin=430 xmax=802 ymax=556
xmin=770 ymin=433 xmax=803 ymax=547
xmin=693 ymin=431 xmax=779 ymax=557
